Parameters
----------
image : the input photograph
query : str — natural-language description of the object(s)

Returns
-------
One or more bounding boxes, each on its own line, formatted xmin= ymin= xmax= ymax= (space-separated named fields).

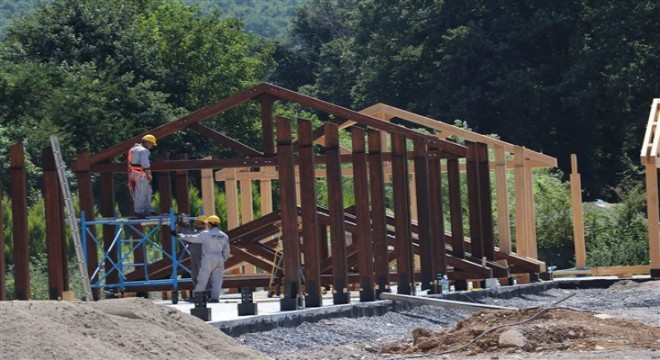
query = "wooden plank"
xmin=76 ymin=150 xmax=99 ymax=299
xmin=362 ymin=103 xmax=556 ymax=167
xmin=477 ymin=143 xmax=496 ymax=261
xmin=276 ymin=116 xmax=302 ymax=304
xmin=189 ymin=123 xmax=263 ymax=157
xmin=77 ymin=83 xmax=267 ymax=169
xmin=200 ymin=156 xmax=216 ymax=216
xmin=391 ymin=133 xmax=414 ymax=295
xmin=297 ymin=118 xmax=323 ymax=307
xmin=412 ymin=136 xmax=435 ymax=293
xmin=645 ymin=159 xmax=660 ymax=270
xmin=11 ymin=144 xmax=30 ymax=299
xmin=447 ymin=158 xmax=465 ymax=259
xmin=494 ymin=145 xmax=511 ymax=254
xmin=525 ymin=166 xmax=538 ymax=259
xmin=158 ymin=154 xmax=173 ymax=252
xmin=513 ymin=146 xmax=529 ymax=257
xmin=99 ymin=168 xmax=119 ymax=286
xmin=225 ymin=169 xmax=239 ymax=229
xmin=260 ymin=83 xmax=467 ymax=157
xmin=324 ymin=122 xmax=350 ymax=303
xmin=368 ymin=131 xmax=390 ymax=295
xmin=174 ymin=154 xmax=190 ymax=215
xmin=554 ymin=265 xmax=651 ymax=277
xmin=352 ymin=127 xmax=375 ymax=301
xmin=240 ymin=178 xmax=254 ymax=224
xmin=466 ymin=142 xmax=484 ymax=260
xmin=43 ymin=146 xmax=66 ymax=300
xmin=428 ymin=147 xmax=447 ymax=283
xmin=259 ymin=170 xmax=274 ymax=215
xmin=570 ymin=154 xmax=587 ymax=268
xmin=260 ymin=94 xmax=276 ymax=156
xmin=90 ymin=157 xmax=278 ymax=173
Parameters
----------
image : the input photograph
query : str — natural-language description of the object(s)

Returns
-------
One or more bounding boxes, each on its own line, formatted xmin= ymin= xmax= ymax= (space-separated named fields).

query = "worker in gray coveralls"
xmin=186 ymin=215 xmax=208 ymax=289
xmin=127 ymin=134 xmax=157 ymax=218
xmin=174 ymin=215 xmax=230 ymax=303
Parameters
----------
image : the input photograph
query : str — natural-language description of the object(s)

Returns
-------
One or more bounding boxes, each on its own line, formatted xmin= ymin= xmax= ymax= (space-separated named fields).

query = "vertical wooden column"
xmin=466 ymin=142 xmax=484 ymax=260
xmin=174 ymin=154 xmax=190 ymax=215
xmin=325 ymin=122 xmax=350 ymax=304
xmin=570 ymin=154 xmax=586 ymax=268
xmin=225 ymin=168 xmax=239 ymax=229
xmin=477 ymin=143 xmax=495 ymax=261
xmin=240 ymin=178 xmax=254 ymax=224
xmin=76 ymin=150 xmax=99 ymax=299
xmin=428 ymin=147 xmax=446 ymax=289
xmin=645 ymin=161 xmax=660 ymax=278
xmin=391 ymin=133 xmax=413 ymax=295
xmin=494 ymin=145 xmax=512 ymax=254
xmin=100 ymin=169 xmax=118 ymax=286
xmin=276 ymin=116 xmax=302 ymax=310
xmin=297 ymin=118 xmax=322 ymax=307
xmin=261 ymin=95 xmax=275 ymax=156
xmin=201 ymin=156 xmax=215 ymax=215
xmin=43 ymin=147 xmax=66 ymax=299
xmin=352 ymin=127 xmax=375 ymax=301
xmin=0 ymin=186 xmax=5 ymax=300
xmin=259 ymin=168 xmax=274 ymax=215
xmin=413 ymin=136 xmax=435 ymax=293
xmin=525 ymin=166 xmax=538 ymax=259
xmin=447 ymin=158 xmax=467 ymax=290
xmin=158 ymin=154 xmax=172 ymax=252
xmin=513 ymin=146 xmax=529 ymax=257
xmin=368 ymin=131 xmax=389 ymax=296
xmin=11 ymin=144 xmax=29 ymax=299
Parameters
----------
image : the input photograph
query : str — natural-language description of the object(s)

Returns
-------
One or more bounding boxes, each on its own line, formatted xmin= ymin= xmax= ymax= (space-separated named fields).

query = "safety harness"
xmin=127 ymin=144 xmax=145 ymax=192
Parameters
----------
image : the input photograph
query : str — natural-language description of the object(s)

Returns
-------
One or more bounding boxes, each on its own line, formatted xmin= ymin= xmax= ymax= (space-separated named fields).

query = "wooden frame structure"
xmin=17 ymin=83 xmax=546 ymax=306
xmin=640 ymin=98 xmax=660 ymax=278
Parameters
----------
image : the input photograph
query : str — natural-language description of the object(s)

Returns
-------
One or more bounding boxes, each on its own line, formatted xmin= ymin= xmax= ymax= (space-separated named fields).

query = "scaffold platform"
xmin=80 ymin=208 xmax=197 ymax=302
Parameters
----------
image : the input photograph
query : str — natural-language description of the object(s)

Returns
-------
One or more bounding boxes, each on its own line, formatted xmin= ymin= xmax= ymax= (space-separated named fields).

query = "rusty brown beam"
xmin=10 ymin=143 xmax=30 ymax=300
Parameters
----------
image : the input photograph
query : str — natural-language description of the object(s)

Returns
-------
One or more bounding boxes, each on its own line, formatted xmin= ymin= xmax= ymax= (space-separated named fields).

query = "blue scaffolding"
xmin=80 ymin=208 xmax=195 ymax=299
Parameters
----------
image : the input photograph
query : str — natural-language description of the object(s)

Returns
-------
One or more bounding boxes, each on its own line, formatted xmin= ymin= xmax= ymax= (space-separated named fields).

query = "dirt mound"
xmin=381 ymin=307 xmax=660 ymax=357
xmin=0 ymin=298 xmax=269 ymax=360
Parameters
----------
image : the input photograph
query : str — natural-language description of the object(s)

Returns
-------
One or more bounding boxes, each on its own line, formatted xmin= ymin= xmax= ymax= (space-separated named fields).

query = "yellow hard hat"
xmin=196 ymin=215 xmax=207 ymax=222
xmin=142 ymin=134 xmax=157 ymax=145
xmin=207 ymin=215 xmax=221 ymax=224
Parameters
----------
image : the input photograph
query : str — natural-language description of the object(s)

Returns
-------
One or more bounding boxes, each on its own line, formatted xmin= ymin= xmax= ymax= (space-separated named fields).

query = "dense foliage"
xmin=274 ymin=0 xmax=660 ymax=201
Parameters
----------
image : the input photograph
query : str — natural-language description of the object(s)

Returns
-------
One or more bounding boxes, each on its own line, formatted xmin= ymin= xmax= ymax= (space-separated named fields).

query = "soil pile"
xmin=381 ymin=307 xmax=660 ymax=357
xmin=0 ymin=298 xmax=268 ymax=360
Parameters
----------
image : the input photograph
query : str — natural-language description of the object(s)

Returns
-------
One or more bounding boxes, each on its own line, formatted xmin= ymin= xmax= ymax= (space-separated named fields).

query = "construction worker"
xmin=127 ymin=134 xmax=157 ymax=218
xmin=173 ymin=215 xmax=230 ymax=303
xmin=186 ymin=215 xmax=208 ymax=288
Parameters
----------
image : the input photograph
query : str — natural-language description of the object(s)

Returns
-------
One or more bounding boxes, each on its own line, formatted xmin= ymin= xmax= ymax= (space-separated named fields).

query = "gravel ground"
xmin=237 ymin=279 xmax=660 ymax=360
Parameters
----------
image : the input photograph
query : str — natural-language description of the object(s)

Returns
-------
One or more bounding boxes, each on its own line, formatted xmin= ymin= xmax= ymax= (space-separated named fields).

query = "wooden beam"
xmin=325 ymin=122 xmax=350 ymax=304
xmin=645 ymin=159 xmax=660 ymax=272
xmin=76 ymin=150 xmax=99 ymax=299
xmin=43 ymin=146 xmax=66 ymax=300
xmin=570 ymin=154 xmax=587 ymax=268
xmin=368 ymin=131 xmax=390 ymax=295
xmin=297 ymin=118 xmax=322 ymax=307
xmin=466 ymin=142 xmax=484 ymax=260
xmin=260 ymin=94 xmax=276 ymax=156
xmin=276 ymin=116 xmax=302 ymax=307
xmin=174 ymin=154 xmax=190 ymax=215
xmin=477 ymin=143 xmax=496 ymax=261
xmin=513 ymin=146 xmax=529 ymax=257
xmin=225 ymin=168 xmax=239 ymax=229
xmin=362 ymin=103 xmax=556 ymax=167
xmin=428 ymin=146 xmax=447 ymax=282
xmin=413 ymin=136 xmax=435 ymax=293
xmin=260 ymin=83 xmax=467 ymax=157
xmin=352 ymin=127 xmax=375 ymax=301
xmin=189 ymin=123 xmax=263 ymax=157
xmin=494 ymin=145 xmax=512 ymax=254
xmin=89 ymin=157 xmax=278 ymax=173
xmin=200 ymin=156 xmax=215 ymax=216
xmin=76 ymin=83 xmax=267 ymax=169
xmin=391 ymin=133 xmax=414 ymax=295
xmin=10 ymin=143 xmax=29 ymax=299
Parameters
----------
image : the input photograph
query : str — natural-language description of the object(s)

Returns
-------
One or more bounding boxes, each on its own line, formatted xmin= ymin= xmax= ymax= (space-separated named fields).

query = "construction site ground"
xmin=0 ymin=277 xmax=658 ymax=359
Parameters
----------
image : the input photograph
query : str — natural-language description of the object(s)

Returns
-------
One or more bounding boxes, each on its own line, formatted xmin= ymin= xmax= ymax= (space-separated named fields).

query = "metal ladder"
xmin=50 ymin=136 xmax=94 ymax=301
